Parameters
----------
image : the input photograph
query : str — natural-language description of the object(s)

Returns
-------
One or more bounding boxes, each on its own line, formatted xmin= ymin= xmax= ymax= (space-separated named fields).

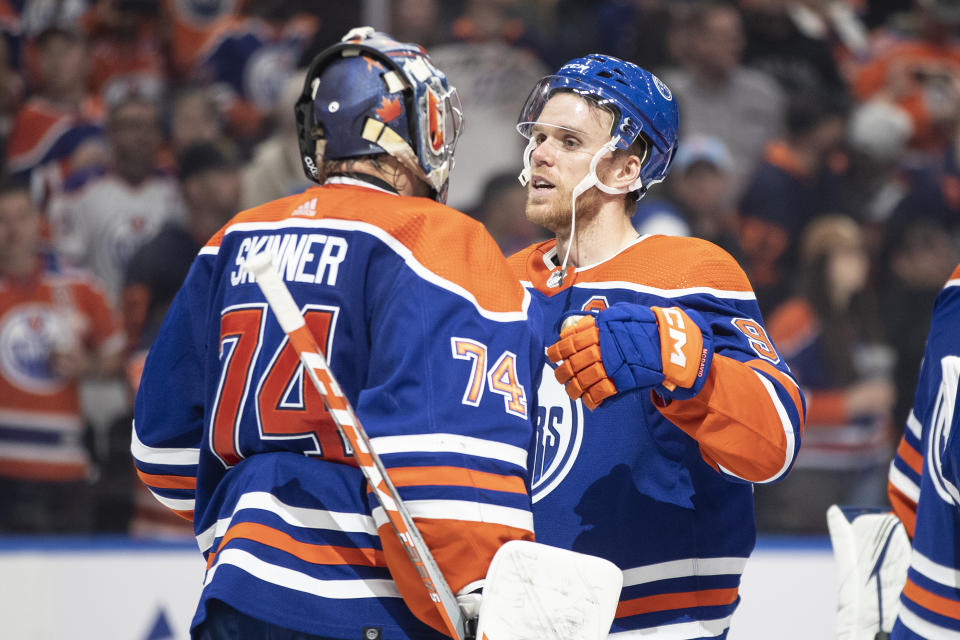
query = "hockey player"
xmin=133 ymin=28 xmax=540 ymax=639
xmin=883 ymin=263 xmax=960 ymax=638
xmin=507 ymin=55 xmax=805 ymax=638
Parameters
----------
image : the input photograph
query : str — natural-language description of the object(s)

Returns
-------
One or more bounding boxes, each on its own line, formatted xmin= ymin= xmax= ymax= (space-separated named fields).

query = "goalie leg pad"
xmin=827 ymin=505 xmax=911 ymax=640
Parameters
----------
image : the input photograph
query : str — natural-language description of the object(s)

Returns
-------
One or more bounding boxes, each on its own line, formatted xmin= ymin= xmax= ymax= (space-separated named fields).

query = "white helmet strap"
xmin=548 ymin=135 xmax=644 ymax=288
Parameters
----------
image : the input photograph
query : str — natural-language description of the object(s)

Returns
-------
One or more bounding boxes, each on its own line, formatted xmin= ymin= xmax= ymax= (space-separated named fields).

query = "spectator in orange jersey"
xmin=84 ymin=0 xmax=166 ymax=108
xmin=0 ymin=176 xmax=124 ymax=533
xmin=853 ymin=0 xmax=960 ymax=154
xmin=5 ymin=27 xmax=105 ymax=206
xmin=755 ymin=214 xmax=895 ymax=533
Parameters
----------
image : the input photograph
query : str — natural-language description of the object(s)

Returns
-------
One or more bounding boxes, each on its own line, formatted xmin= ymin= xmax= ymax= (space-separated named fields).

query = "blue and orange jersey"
xmin=767 ymin=297 xmax=892 ymax=470
xmin=161 ymin=0 xmax=237 ymax=78
xmin=132 ymin=176 xmax=541 ymax=638
xmin=509 ymin=234 xmax=804 ymax=639
xmin=0 ymin=255 xmax=123 ymax=482
xmin=5 ymin=96 xmax=104 ymax=204
xmin=191 ymin=15 xmax=316 ymax=138
xmin=888 ymin=265 xmax=960 ymax=639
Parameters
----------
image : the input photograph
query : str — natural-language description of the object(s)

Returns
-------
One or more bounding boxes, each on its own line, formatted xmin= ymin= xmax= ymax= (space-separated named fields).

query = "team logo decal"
xmin=652 ymin=74 xmax=672 ymax=101
xmin=531 ymin=360 xmax=584 ymax=503
xmin=0 ymin=304 xmax=68 ymax=394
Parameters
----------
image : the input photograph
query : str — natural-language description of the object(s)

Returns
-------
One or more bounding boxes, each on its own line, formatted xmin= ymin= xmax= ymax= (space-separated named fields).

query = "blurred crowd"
xmin=1 ymin=0 xmax=959 ymax=537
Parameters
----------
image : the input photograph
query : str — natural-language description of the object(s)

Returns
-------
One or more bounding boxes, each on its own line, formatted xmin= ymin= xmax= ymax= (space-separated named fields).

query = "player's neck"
xmin=555 ymin=201 xmax=638 ymax=269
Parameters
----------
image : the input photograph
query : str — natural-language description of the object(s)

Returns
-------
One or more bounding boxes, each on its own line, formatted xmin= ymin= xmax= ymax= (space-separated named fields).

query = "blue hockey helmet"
xmin=295 ymin=27 xmax=463 ymax=203
xmin=517 ymin=54 xmax=679 ymax=192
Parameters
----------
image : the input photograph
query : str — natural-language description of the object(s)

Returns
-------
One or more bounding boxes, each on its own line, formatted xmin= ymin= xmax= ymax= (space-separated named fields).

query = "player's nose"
xmin=530 ymin=139 xmax=554 ymax=165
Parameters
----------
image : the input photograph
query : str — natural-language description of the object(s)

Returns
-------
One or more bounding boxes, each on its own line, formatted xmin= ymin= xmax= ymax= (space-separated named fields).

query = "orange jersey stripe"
xmin=615 ymin=587 xmax=739 ymax=618
xmin=172 ymin=509 xmax=194 ymax=522
xmin=207 ymin=521 xmax=384 ymax=570
xmin=509 ymin=235 xmax=753 ymax=296
xmin=896 ymin=438 xmax=923 ymax=476
xmin=387 ymin=466 xmax=527 ymax=494
xmin=206 ymin=185 xmax=526 ymax=314
xmin=889 ymin=484 xmax=917 ymax=539
xmin=136 ymin=469 xmax=197 ymax=490
xmin=951 ymin=264 xmax=960 ymax=281
xmin=658 ymin=354 xmax=792 ymax=482
xmin=902 ymin=578 xmax=960 ymax=620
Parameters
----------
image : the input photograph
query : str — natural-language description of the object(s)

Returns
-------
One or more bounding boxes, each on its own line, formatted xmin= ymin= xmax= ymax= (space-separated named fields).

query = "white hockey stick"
xmin=243 ymin=252 xmax=468 ymax=640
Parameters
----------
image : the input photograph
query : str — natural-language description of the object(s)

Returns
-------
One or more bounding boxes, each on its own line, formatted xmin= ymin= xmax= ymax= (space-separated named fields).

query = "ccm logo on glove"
xmin=546 ymin=304 xmax=714 ymax=409
xmin=651 ymin=306 xmax=707 ymax=391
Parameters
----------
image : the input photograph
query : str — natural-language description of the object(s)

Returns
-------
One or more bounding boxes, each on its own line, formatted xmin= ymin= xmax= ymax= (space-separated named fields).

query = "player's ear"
xmin=607 ymin=151 xmax=642 ymax=191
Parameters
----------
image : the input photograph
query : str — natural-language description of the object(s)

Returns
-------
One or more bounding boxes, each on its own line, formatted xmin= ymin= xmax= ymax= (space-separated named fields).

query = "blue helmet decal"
xmin=295 ymin=27 xmax=463 ymax=203
xmin=517 ymin=54 xmax=679 ymax=191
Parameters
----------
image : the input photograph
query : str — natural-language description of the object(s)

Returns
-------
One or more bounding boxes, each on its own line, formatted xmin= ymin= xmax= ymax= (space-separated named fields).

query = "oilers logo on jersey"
xmin=0 ymin=304 xmax=68 ymax=394
xmin=531 ymin=360 xmax=583 ymax=503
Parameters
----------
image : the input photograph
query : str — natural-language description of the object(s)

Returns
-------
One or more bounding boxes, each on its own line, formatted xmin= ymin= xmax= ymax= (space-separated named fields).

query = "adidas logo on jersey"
xmin=292 ymin=198 xmax=318 ymax=218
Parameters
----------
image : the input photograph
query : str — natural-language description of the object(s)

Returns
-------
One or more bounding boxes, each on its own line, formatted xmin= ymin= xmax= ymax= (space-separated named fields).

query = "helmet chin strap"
xmin=546 ymin=135 xmax=644 ymax=288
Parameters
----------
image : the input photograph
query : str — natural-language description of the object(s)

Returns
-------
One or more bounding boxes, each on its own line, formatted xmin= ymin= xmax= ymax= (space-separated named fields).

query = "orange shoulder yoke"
xmin=211 ymin=185 xmax=527 ymax=314
xmin=584 ymin=235 xmax=753 ymax=293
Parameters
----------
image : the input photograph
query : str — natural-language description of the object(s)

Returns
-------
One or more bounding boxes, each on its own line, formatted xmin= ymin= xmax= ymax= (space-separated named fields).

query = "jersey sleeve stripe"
xmin=387 ymin=466 xmax=527 ymax=494
xmin=371 ymin=500 xmax=534 ymax=532
xmin=204 ymin=547 xmax=402 ymax=599
xmin=896 ymin=436 xmax=924 ymax=475
xmin=903 ymin=578 xmax=960 ymax=619
xmin=912 ymin=549 xmax=960 ymax=588
xmin=897 ymin=602 xmax=960 ymax=639
xmin=148 ymin=492 xmax=194 ymax=513
xmin=615 ymin=587 xmax=739 ymax=619
xmin=608 ymin=615 xmax=734 ymax=639
xmin=890 ymin=462 xmax=921 ymax=503
xmin=205 ymin=521 xmax=384 ymax=570
xmin=621 ymin=557 xmax=749 ymax=587
xmin=130 ymin=423 xmax=201 ymax=466
xmin=135 ymin=470 xmax=197 ymax=490
xmin=369 ymin=433 xmax=528 ymax=469
xmin=907 ymin=410 xmax=923 ymax=439
xmin=746 ymin=359 xmax=804 ymax=422
xmin=196 ymin=491 xmax=379 ymax=553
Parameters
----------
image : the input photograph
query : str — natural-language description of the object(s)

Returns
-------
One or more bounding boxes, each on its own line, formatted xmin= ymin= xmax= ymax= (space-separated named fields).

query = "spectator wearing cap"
xmin=631 ymin=134 xmax=742 ymax=261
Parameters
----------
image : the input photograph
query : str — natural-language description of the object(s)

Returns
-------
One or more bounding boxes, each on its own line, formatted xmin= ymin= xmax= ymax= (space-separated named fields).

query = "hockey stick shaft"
xmin=243 ymin=252 xmax=467 ymax=640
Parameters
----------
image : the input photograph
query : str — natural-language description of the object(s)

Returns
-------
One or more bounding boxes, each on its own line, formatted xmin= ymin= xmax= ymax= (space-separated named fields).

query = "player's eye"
xmin=562 ymin=136 xmax=581 ymax=149
xmin=533 ymin=132 xmax=547 ymax=145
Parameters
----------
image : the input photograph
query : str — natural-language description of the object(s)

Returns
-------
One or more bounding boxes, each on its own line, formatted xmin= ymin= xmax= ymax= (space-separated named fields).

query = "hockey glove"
xmin=546 ymin=303 xmax=714 ymax=409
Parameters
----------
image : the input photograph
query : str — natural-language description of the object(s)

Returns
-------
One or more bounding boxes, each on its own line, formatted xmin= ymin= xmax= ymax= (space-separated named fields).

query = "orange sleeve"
xmin=656 ymin=354 xmax=804 ymax=483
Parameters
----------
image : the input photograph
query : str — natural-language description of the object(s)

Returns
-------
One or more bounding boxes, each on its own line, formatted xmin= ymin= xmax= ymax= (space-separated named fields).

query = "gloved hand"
xmin=546 ymin=303 xmax=714 ymax=409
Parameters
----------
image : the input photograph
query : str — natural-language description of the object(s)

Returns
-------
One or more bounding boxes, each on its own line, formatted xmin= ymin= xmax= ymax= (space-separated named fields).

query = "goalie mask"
xmin=517 ymin=54 xmax=679 ymax=195
xmin=295 ymin=27 xmax=463 ymax=203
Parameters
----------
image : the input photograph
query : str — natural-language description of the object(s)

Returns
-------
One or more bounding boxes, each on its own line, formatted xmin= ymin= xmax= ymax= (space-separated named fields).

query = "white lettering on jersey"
xmin=531 ymin=360 xmax=584 ymax=503
xmin=231 ymin=233 xmax=349 ymax=287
